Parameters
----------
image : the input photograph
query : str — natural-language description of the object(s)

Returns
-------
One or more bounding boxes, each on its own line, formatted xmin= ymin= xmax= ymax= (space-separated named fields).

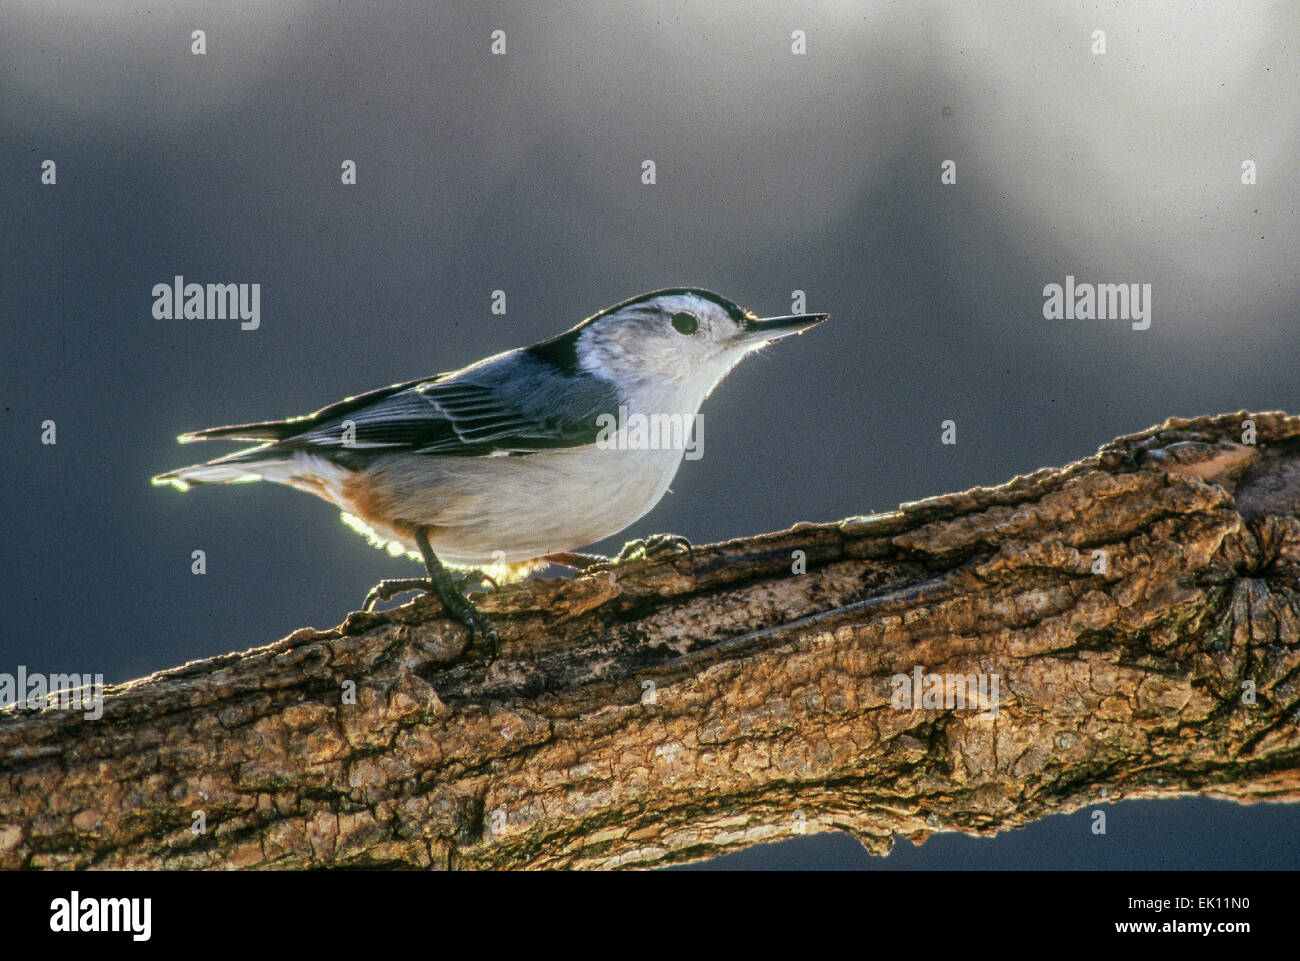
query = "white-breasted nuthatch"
xmin=153 ymin=288 xmax=827 ymax=654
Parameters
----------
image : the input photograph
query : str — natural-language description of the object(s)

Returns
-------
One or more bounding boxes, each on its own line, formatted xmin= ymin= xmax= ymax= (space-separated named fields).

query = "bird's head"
xmin=572 ymin=288 xmax=827 ymax=403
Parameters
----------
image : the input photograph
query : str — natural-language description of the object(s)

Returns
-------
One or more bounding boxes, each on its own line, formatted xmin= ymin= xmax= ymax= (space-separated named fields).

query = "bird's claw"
xmin=450 ymin=568 xmax=499 ymax=593
xmin=544 ymin=538 xmax=697 ymax=579
xmin=360 ymin=576 xmax=499 ymax=659
xmin=434 ymin=581 xmax=500 ymax=659
xmin=363 ymin=578 xmax=436 ymax=612
xmin=617 ymin=534 xmax=696 ymax=570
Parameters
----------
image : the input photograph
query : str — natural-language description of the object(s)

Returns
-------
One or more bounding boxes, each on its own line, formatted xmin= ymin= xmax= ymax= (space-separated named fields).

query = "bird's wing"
xmin=260 ymin=350 xmax=620 ymax=459
xmin=178 ymin=378 xmax=428 ymax=444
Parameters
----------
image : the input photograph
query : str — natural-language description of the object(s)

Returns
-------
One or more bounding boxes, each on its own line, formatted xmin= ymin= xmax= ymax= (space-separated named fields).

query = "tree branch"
xmin=3 ymin=411 xmax=1300 ymax=869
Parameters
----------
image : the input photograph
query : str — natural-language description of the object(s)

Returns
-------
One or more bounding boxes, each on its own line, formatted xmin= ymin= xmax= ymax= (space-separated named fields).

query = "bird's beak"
xmin=742 ymin=312 xmax=829 ymax=344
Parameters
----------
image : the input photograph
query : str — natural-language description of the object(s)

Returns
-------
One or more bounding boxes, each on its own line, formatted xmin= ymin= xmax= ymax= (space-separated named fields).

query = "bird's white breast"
xmin=343 ymin=442 xmax=686 ymax=567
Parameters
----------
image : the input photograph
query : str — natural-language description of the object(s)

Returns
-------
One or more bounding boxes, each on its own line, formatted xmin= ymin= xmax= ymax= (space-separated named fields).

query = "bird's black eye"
xmin=670 ymin=312 xmax=698 ymax=335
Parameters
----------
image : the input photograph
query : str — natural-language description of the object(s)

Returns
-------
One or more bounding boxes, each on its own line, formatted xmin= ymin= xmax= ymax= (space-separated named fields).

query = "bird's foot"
xmin=361 ymin=575 xmax=500 ymax=659
xmin=450 ymin=568 xmax=499 ymax=592
xmin=432 ymin=585 xmax=500 ymax=659
xmin=618 ymin=534 xmax=696 ymax=570
xmin=545 ymin=536 xmax=696 ymax=575
xmin=362 ymin=578 xmax=437 ymax=611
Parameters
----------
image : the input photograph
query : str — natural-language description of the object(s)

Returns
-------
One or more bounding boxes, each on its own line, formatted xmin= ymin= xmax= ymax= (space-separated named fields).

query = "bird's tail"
xmin=151 ymin=446 xmax=287 ymax=491
xmin=176 ymin=419 xmax=297 ymax=444
xmin=153 ymin=416 xmax=304 ymax=490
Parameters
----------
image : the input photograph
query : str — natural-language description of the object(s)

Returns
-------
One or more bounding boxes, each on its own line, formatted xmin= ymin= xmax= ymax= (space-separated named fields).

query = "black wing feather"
xmin=179 ymin=377 xmax=430 ymax=444
xmin=221 ymin=348 xmax=619 ymax=462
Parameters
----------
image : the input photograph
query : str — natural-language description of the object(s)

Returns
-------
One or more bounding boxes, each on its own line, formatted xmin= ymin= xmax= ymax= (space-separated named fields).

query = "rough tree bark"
xmin=2 ymin=411 xmax=1299 ymax=869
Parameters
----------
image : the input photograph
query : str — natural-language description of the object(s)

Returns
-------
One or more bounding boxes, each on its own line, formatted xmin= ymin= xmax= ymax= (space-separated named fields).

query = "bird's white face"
xmin=575 ymin=289 xmax=826 ymax=409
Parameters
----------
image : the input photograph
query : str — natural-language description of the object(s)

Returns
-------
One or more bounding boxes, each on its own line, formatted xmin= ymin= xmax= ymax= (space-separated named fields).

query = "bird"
xmin=153 ymin=288 xmax=828 ymax=656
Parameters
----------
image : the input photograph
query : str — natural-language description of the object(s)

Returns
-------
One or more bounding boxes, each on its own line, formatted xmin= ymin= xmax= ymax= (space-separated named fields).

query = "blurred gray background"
xmin=2 ymin=0 xmax=1297 ymax=868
